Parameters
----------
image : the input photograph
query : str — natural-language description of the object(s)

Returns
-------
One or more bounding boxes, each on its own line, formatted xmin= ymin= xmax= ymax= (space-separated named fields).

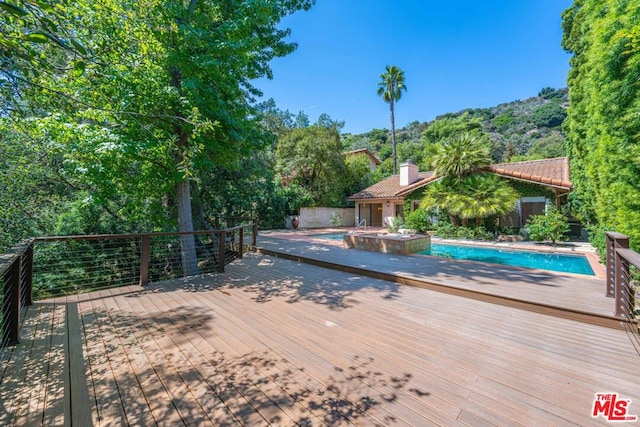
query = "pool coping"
xmin=260 ymin=228 xmax=606 ymax=279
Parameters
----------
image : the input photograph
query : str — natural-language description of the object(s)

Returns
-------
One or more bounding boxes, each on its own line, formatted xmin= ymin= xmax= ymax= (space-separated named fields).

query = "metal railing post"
xmin=139 ymin=235 xmax=150 ymax=286
xmin=239 ymin=227 xmax=244 ymax=258
xmin=218 ymin=230 xmax=226 ymax=273
xmin=2 ymin=260 xmax=20 ymax=346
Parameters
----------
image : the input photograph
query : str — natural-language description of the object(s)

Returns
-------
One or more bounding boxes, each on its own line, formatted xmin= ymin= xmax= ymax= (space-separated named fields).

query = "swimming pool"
xmin=421 ymin=243 xmax=595 ymax=275
xmin=309 ymin=233 xmax=595 ymax=275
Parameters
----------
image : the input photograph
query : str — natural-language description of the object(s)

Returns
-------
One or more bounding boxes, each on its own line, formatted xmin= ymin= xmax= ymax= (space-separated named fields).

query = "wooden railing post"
xmin=2 ymin=260 xmax=21 ymax=346
xmin=606 ymin=232 xmax=628 ymax=297
xmin=239 ymin=227 xmax=244 ymax=258
xmin=218 ymin=230 xmax=226 ymax=273
xmin=139 ymin=235 xmax=150 ymax=286
xmin=252 ymin=218 xmax=258 ymax=247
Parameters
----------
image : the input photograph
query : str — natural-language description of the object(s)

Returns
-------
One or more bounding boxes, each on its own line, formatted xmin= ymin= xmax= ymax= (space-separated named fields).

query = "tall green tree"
xmin=7 ymin=0 xmax=314 ymax=273
xmin=562 ymin=0 xmax=640 ymax=248
xmin=275 ymin=125 xmax=346 ymax=207
xmin=377 ymin=65 xmax=407 ymax=176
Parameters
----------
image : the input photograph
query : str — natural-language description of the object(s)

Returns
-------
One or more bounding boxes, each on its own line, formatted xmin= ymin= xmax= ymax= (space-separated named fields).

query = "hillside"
xmin=342 ymin=87 xmax=568 ymax=172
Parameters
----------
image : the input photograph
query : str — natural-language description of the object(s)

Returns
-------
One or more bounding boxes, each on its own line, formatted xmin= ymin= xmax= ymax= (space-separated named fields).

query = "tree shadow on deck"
xmin=153 ymin=252 xmax=403 ymax=310
xmin=74 ymin=299 xmax=433 ymax=425
xmin=0 ymin=303 xmax=67 ymax=426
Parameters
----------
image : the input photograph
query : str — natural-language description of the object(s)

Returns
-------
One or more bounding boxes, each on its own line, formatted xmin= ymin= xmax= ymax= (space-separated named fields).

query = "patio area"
xmin=1 ymin=248 xmax=639 ymax=425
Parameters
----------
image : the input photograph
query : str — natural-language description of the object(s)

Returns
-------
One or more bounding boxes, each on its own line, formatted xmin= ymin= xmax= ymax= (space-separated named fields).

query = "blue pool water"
xmin=309 ymin=233 xmax=595 ymax=275
xmin=422 ymin=243 xmax=594 ymax=275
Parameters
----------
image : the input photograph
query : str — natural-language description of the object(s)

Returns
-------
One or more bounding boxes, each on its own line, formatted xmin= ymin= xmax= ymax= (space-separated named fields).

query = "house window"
xmin=411 ymin=200 xmax=420 ymax=211
xmin=395 ymin=204 xmax=404 ymax=218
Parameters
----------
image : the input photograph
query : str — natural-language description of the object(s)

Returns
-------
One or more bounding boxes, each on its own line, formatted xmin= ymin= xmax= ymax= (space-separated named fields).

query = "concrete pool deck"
xmin=257 ymin=229 xmax=620 ymax=329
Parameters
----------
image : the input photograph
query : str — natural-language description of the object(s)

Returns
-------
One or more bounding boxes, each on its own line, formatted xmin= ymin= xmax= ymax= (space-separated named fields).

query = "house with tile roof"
xmin=347 ymin=157 xmax=572 ymax=228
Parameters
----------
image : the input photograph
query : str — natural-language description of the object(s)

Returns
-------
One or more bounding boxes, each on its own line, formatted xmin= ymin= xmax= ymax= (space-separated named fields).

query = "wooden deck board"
xmin=0 ymin=302 xmax=45 ymax=426
xmin=256 ymin=235 xmax=615 ymax=321
xmin=2 ymin=250 xmax=640 ymax=426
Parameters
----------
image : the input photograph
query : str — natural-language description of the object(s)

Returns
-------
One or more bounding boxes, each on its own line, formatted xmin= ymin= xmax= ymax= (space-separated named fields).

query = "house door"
xmin=521 ymin=202 xmax=546 ymax=227
xmin=371 ymin=203 xmax=383 ymax=227
xmin=360 ymin=203 xmax=384 ymax=227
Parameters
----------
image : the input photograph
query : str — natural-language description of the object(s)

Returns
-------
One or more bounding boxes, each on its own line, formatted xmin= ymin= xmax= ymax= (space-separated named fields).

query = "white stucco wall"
xmin=298 ymin=207 xmax=355 ymax=228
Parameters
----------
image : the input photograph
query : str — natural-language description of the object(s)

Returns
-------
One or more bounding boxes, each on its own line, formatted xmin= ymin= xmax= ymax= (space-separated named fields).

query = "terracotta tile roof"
xmin=348 ymin=172 xmax=437 ymax=200
xmin=348 ymin=157 xmax=572 ymax=200
xmin=483 ymin=157 xmax=572 ymax=190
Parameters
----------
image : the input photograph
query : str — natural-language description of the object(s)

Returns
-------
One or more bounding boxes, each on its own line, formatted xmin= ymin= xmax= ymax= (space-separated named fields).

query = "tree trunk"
xmin=176 ymin=177 xmax=200 ymax=276
xmin=390 ymin=100 xmax=397 ymax=176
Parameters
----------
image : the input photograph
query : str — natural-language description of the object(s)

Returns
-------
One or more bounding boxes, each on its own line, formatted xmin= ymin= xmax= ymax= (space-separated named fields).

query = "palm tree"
xmin=429 ymin=132 xmax=492 ymax=179
xmin=452 ymin=174 xmax=519 ymax=226
xmin=423 ymin=132 xmax=518 ymax=227
xmin=377 ymin=65 xmax=407 ymax=175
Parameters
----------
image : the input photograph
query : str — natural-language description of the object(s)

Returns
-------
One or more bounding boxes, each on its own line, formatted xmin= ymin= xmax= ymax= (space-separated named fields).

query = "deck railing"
xmin=1 ymin=221 xmax=257 ymax=348
xmin=1 ymin=241 xmax=33 ymax=351
xmin=606 ymin=232 xmax=640 ymax=349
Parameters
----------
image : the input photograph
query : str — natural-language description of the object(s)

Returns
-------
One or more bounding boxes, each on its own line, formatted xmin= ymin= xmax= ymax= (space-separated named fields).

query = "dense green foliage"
xmin=404 ymin=208 xmax=434 ymax=234
xmin=1 ymin=0 xmax=314 ymax=250
xmin=526 ymin=206 xmax=570 ymax=244
xmin=562 ymin=0 xmax=640 ymax=249
xmin=420 ymin=133 xmax=519 ymax=227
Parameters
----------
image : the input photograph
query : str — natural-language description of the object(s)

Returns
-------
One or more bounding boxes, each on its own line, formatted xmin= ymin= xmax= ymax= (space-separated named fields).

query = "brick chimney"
xmin=399 ymin=161 xmax=419 ymax=186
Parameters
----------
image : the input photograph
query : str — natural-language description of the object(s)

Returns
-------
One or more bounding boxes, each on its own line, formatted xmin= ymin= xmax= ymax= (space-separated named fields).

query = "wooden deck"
xmin=257 ymin=233 xmax=620 ymax=328
xmin=1 ymin=250 xmax=639 ymax=426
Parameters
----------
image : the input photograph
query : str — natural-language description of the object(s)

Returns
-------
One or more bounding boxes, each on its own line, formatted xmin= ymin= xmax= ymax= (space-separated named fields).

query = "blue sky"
xmin=253 ymin=0 xmax=574 ymax=135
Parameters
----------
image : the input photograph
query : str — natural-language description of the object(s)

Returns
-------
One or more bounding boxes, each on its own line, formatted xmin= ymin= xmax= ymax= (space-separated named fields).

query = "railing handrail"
xmin=357 ymin=219 xmax=367 ymax=230
xmin=616 ymin=248 xmax=640 ymax=269
xmin=33 ymin=223 xmax=255 ymax=242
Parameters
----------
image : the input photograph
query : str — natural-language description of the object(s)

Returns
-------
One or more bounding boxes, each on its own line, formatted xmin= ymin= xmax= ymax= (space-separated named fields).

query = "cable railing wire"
xmin=605 ymin=232 xmax=640 ymax=355
xmin=32 ymin=222 xmax=256 ymax=298
xmin=2 ymin=222 xmax=255 ymax=353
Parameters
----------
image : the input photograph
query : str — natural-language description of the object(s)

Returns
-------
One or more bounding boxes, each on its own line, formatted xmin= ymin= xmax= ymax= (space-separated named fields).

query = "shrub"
xmin=404 ymin=208 xmax=433 ymax=234
xmin=433 ymin=222 xmax=457 ymax=238
xmin=455 ymin=226 xmax=493 ymax=240
xmin=586 ymin=224 xmax=607 ymax=262
xmin=329 ymin=212 xmax=342 ymax=227
xmin=433 ymin=223 xmax=493 ymax=240
xmin=387 ymin=216 xmax=404 ymax=233
xmin=497 ymin=226 xmax=520 ymax=236
xmin=526 ymin=205 xmax=570 ymax=244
